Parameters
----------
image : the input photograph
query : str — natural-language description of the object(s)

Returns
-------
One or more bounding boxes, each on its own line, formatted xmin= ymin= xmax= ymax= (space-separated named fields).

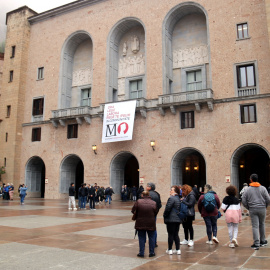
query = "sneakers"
xmin=260 ymin=240 xmax=268 ymax=247
xmin=180 ymin=239 xmax=188 ymax=245
xmin=137 ymin=253 xmax=144 ymax=258
xmin=213 ymin=237 xmax=219 ymax=243
xmin=188 ymin=240 xmax=194 ymax=247
xmin=166 ymin=249 xmax=173 ymax=255
xmin=206 ymin=240 xmax=213 ymax=245
xmin=73 ymin=208 xmax=77 ymax=211
xmin=176 ymin=250 xmax=181 ymax=255
xmin=229 ymin=243 xmax=235 ymax=248
xmin=93 ymin=209 xmax=96 ymax=211
xmin=232 ymin=238 xmax=238 ymax=247
xmin=149 ymin=253 xmax=155 ymax=257
xmin=251 ymin=244 xmax=260 ymax=250
xmin=68 ymin=208 xmax=72 ymax=210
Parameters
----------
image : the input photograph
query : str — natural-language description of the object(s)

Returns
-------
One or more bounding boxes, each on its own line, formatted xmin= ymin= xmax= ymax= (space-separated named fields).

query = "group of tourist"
xmin=0 ymin=183 xmax=28 ymax=204
xmin=68 ymin=183 xmax=114 ymax=211
xmin=120 ymin=185 xmax=145 ymax=201
xmin=131 ymin=173 xmax=270 ymax=257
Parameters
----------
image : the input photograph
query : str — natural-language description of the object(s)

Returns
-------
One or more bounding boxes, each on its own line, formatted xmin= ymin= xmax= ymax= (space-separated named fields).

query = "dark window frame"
xmin=237 ymin=23 xmax=249 ymax=39
xmin=9 ymin=70 xmax=13 ymax=82
xmin=32 ymin=98 xmax=44 ymax=116
xmin=11 ymin=46 xmax=16 ymax=58
xmin=37 ymin=67 xmax=44 ymax=80
xmin=67 ymin=124 xmax=78 ymax=139
xmin=5 ymin=133 xmax=8 ymax=142
xmin=237 ymin=64 xmax=256 ymax=88
xmin=32 ymin=128 xmax=41 ymax=142
xmin=240 ymin=104 xmax=257 ymax=124
xmin=181 ymin=111 xmax=195 ymax=129
xmin=6 ymin=105 xmax=11 ymax=118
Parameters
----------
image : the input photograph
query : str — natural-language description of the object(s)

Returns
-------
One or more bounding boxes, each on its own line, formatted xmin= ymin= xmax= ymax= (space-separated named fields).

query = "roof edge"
xmin=6 ymin=6 xmax=38 ymax=25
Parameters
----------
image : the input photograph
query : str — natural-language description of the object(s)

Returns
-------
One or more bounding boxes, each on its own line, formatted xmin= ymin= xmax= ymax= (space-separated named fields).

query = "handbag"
xmin=217 ymin=210 xmax=222 ymax=219
xmin=132 ymin=212 xmax=137 ymax=221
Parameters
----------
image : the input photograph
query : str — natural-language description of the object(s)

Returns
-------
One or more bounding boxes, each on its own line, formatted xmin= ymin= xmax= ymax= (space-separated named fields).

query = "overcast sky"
xmin=0 ymin=0 xmax=74 ymax=42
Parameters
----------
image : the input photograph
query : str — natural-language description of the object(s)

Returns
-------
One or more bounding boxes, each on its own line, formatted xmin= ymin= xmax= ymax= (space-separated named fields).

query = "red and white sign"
xmin=102 ymin=100 xmax=136 ymax=143
xmin=225 ymin=175 xmax=230 ymax=183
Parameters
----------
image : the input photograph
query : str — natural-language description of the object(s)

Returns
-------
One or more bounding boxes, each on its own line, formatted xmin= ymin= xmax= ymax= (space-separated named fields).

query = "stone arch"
xmin=231 ymin=143 xmax=270 ymax=190
xmin=25 ymin=156 xmax=46 ymax=198
xmin=58 ymin=30 xmax=93 ymax=109
xmin=60 ymin=154 xmax=84 ymax=194
xmin=162 ymin=2 xmax=211 ymax=94
xmin=171 ymin=147 xmax=206 ymax=189
xmin=110 ymin=151 xmax=139 ymax=196
xmin=106 ymin=17 xmax=147 ymax=102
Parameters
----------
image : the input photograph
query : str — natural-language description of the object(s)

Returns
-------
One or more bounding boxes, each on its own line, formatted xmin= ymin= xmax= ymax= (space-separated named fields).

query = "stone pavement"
xmin=0 ymin=197 xmax=269 ymax=270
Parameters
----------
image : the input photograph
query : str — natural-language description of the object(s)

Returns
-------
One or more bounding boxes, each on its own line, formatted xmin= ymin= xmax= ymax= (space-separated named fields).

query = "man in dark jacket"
xmin=132 ymin=191 xmax=157 ymax=257
xmin=68 ymin=183 xmax=77 ymax=211
xmin=146 ymin=182 xmax=162 ymax=248
xmin=88 ymin=185 xmax=96 ymax=210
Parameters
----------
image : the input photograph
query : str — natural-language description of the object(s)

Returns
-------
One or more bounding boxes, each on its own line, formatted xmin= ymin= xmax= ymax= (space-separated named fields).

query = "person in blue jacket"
xmin=19 ymin=184 xmax=28 ymax=205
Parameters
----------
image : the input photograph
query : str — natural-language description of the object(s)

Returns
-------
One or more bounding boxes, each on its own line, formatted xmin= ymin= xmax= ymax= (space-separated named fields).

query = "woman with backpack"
xmin=198 ymin=184 xmax=221 ymax=245
xmin=180 ymin=184 xmax=196 ymax=247
xmin=163 ymin=185 xmax=181 ymax=255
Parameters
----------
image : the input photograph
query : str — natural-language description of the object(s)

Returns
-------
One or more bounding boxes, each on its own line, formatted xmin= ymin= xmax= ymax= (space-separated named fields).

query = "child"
xmin=221 ymin=185 xmax=242 ymax=248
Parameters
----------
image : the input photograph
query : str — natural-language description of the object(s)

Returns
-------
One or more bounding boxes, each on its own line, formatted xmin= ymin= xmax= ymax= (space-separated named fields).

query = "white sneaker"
xmin=166 ymin=249 xmax=173 ymax=255
xmin=206 ymin=240 xmax=213 ymax=245
xmin=180 ymin=239 xmax=188 ymax=245
xmin=93 ymin=209 xmax=96 ymax=211
xmin=188 ymin=240 xmax=194 ymax=247
xmin=73 ymin=208 xmax=77 ymax=211
xmin=176 ymin=250 xmax=181 ymax=255
xmin=68 ymin=208 xmax=72 ymax=210
xmin=229 ymin=243 xmax=235 ymax=248
xmin=232 ymin=238 xmax=238 ymax=247
xmin=213 ymin=237 xmax=219 ymax=243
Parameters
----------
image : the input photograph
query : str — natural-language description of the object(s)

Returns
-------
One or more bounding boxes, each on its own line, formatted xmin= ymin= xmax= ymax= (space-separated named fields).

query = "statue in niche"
xmin=131 ymin=35 xmax=140 ymax=54
xmin=122 ymin=41 xmax=128 ymax=56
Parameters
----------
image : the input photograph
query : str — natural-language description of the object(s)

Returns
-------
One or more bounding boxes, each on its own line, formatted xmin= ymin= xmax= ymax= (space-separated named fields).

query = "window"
xmin=9 ymin=71 xmax=13 ymax=82
xmin=32 ymin=98 xmax=44 ymax=116
xmin=81 ymin=88 xmax=91 ymax=106
xmin=37 ymin=67 xmax=44 ymax=80
xmin=4 ymin=158 xmax=6 ymax=167
xmin=240 ymin=104 xmax=256 ymax=124
xmin=11 ymin=46 xmax=16 ymax=58
xmin=6 ymin=106 xmax=11 ymax=118
xmin=181 ymin=111 xmax=194 ymax=129
xmin=187 ymin=70 xmax=202 ymax=91
xmin=237 ymin=64 xmax=255 ymax=88
xmin=67 ymin=124 xmax=78 ymax=139
xmin=5 ymin=133 xmax=8 ymax=142
xmin=32 ymin=128 xmax=41 ymax=141
xmin=237 ymin=23 xmax=248 ymax=39
xmin=130 ymin=79 xmax=143 ymax=99
xmin=113 ymin=89 xmax=118 ymax=102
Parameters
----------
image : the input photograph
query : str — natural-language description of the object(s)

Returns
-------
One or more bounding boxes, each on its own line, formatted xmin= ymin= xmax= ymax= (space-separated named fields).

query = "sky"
xmin=0 ymin=0 xmax=74 ymax=43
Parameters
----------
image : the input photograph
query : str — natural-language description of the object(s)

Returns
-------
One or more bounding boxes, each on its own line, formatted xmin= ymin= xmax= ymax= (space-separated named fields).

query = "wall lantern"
xmin=150 ymin=140 xmax=155 ymax=151
xmin=240 ymin=164 xmax=244 ymax=168
xmin=92 ymin=145 xmax=97 ymax=154
xmin=194 ymin=166 xmax=198 ymax=171
xmin=185 ymin=166 xmax=190 ymax=171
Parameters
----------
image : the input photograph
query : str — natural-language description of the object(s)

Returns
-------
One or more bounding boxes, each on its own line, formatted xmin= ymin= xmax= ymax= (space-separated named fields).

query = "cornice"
xmin=28 ymin=0 xmax=107 ymax=25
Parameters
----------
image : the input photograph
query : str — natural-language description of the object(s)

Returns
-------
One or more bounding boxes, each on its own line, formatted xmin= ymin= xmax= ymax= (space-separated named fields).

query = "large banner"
xmin=102 ymin=100 xmax=137 ymax=143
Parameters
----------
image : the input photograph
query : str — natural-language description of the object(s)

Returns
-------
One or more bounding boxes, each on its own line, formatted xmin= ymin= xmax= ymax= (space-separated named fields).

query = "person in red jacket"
xmin=132 ymin=191 xmax=157 ymax=258
xmin=198 ymin=184 xmax=221 ymax=245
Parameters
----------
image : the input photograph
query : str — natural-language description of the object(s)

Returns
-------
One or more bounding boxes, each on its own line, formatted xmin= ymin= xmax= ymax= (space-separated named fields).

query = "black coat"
xmin=149 ymin=190 xmax=162 ymax=213
xmin=182 ymin=190 xmax=196 ymax=217
xmin=88 ymin=187 xmax=96 ymax=197
xmin=163 ymin=195 xmax=181 ymax=224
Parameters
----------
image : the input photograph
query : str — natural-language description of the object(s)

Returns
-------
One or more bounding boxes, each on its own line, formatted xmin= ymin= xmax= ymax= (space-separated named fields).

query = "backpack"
xmin=202 ymin=192 xmax=216 ymax=212
xmin=174 ymin=202 xmax=188 ymax=221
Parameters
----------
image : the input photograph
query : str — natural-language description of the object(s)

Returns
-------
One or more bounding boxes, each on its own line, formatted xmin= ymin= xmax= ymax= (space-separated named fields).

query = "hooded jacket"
xmin=242 ymin=182 xmax=270 ymax=209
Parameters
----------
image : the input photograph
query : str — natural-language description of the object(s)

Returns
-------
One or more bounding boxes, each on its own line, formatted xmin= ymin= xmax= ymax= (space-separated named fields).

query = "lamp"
xmin=240 ymin=164 xmax=244 ymax=168
xmin=150 ymin=140 xmax=155 ymax=151
xmin=194 ymin=166 xmax=198 ymax=171
xmin=185 ymin=166 xmax=190 ymax=171
xmin=92 ymin=145 xmax=97 ymax=154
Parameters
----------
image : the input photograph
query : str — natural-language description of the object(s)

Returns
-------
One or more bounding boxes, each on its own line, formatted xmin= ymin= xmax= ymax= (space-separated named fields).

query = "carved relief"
xmin=118 ymin=54 xmax=145 ymax=78
xmin=118 ymin=78 xmax=125 ymax=95
xmin=72 ymin=68 xmax=92 ymax=86
xmin=173 ymin=44 xmax=208 ymax=68
xmin=122 ymin=41 xmax=128 ymax=56
xmin=131 ymin=35 xmax=140 ymax=54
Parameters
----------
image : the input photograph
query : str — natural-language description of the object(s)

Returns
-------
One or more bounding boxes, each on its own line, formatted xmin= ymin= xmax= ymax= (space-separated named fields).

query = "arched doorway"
xmin=25 ymin=156 xmax=46 ymax=198
xmin=110 ymin=152 xmax=139 ymax=195
xmin=60 ymin=155 xmax=84 ymax=197
xmin=231 ymin=144 xmax=270 ymax=190
xmin=171 ymin=148 xmax=206 ymax=190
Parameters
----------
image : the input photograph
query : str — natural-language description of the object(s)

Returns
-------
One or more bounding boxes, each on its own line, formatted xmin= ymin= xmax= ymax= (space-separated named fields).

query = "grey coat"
xmin=163 ymin=195 xmax=181 ymax=224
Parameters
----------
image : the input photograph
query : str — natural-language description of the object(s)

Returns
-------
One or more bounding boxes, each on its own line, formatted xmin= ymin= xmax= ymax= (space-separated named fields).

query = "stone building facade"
xmin=0 ymin=0 xmax=269 ymax=200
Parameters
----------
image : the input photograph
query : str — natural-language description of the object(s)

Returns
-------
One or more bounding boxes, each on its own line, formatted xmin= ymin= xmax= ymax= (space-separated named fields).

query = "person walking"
xmin=180 ymin=184 xmax=196 ymax=247
xmin=131 ymin=191 xmax=157 ymax=258
xmin=68 ymin=183 xmax=77 ymax=211
xmin=242 ymin=174 xmax=270 ymax=250
xmin=19 ymin=184 xmax=28 ymax=205
xmin=240 ymin=183 xmax=249 ymax=216
xmin=105 ymin=186 xmax=114 ymax=204
xmin=163 ymin=185 xmax=181 ymax=255
xmin=198 ymin=184 xmax=221 ymax=245
xmin=221 ymin=185 xmax=242 ymax=248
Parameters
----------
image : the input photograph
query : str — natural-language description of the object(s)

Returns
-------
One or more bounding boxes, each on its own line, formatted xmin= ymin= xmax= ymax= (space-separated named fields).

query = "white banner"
xmin=102 ymin=100 xmax=137 ymax=143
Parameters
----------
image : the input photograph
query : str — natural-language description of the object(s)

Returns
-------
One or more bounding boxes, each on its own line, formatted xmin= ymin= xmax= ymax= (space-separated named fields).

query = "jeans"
xmin=138 ymin=230 xmax=155 ymax=255
xmin=89 ymin=197 xmax=95 ymax=209
xmin=78 ymin=196 xmax=82 ymax=208
xmin=81 ymin=196 xmax=86 ymax=208
xmin=166 ymin=223 xmax=180 ymax=250
xmin=249 ymin=208 xmax=266 ymax=246
xmin=20 ymin=194 xmax=26 ymax=204
xmin=182 ymin=216 xmax=194 ymax=240
xmin=105 ymin=195 xmax=111 ymax=204
xmin=203 ymin=216 xmax=218 ymax=241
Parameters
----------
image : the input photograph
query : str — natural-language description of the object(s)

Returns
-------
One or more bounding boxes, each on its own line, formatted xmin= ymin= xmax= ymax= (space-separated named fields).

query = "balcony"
xmin=158 ymin=88 xmax=214 ymax=114
xmin=238 ymin=87 xmax=257 ymax=97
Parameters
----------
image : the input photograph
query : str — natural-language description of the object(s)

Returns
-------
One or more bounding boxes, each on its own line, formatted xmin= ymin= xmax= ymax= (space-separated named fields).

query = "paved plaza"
xmin=0 ymin=197 xmax=269 ymax=270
